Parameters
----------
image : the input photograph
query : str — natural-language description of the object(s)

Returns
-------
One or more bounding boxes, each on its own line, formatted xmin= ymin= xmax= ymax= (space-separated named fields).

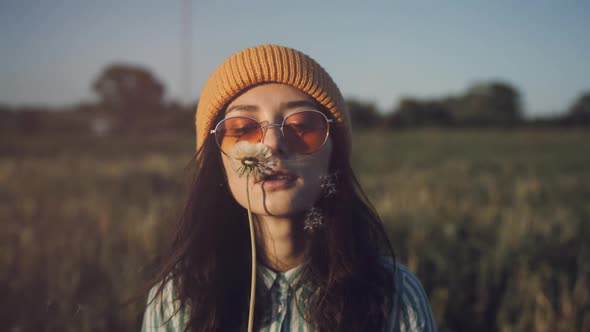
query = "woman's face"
xmin=219 ymin=83 xmax=333 ymax=218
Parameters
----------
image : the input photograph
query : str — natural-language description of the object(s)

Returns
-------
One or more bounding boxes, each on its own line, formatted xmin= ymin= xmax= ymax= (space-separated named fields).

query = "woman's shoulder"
xmin=141 ymin=278 xmax=188 ymax=332
xmin=378 ymin=256 xmax=419 ymax=283
xmin=377 ymin=256 xmax=426 ymax=291
xmin=377 ymin=256 xmax=437 ymax=332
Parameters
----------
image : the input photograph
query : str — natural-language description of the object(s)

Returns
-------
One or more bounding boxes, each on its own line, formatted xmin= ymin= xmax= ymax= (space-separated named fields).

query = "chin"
xmin=253 ymin=200 xmax=304 ymax=218
xmin=257 ymin=210 xmax=300 ymax=218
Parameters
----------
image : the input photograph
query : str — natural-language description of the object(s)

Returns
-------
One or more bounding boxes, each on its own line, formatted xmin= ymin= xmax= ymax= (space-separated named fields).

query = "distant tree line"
xmin=348 ymin=82 xmax=590 ymax=129
xmin=1 ymin=63 xmax=589 ymax=135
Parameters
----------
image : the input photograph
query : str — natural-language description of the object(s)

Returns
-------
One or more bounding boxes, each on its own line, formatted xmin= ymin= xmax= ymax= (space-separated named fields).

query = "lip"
xmin=256 ymin=169 xmax=298 ymax=190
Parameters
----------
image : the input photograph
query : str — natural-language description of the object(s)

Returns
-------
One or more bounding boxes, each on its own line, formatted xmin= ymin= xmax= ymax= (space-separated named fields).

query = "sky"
xmin=1 ymin=0 xmax=589 ymax=117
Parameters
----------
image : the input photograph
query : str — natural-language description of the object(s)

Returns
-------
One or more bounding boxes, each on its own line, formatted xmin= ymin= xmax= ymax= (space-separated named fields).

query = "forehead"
xmin=225 ymin=83 xmax=318 ymax=116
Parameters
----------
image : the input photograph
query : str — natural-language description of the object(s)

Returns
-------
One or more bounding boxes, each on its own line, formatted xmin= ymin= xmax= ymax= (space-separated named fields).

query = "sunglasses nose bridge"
xmin=260 ymin=123 xmax=284 ymax=141
xmin=260 ymin=123 xmax=289 ymax=153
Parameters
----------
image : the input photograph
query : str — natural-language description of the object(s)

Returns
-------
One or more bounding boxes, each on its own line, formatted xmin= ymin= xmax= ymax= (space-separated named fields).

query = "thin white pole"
xmin=180 ymin=0 xmax=192 ymax=104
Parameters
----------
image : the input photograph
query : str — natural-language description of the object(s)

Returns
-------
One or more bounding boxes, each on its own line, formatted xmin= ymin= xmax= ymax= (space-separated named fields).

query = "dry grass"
xmin=1 ymin=128 xmax=588 ymax=331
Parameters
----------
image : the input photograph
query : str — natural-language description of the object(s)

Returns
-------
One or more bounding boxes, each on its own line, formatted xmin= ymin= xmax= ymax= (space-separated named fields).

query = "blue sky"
xmin=1 ymin=0 xmax=588 ymax=116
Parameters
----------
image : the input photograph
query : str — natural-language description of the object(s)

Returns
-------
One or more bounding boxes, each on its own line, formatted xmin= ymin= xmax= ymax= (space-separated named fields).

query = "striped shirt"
xmin=141 ymin=257 xmax=436 ymax=331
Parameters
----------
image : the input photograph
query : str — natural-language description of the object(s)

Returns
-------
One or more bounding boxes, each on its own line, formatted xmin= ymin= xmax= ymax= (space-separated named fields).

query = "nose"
xmin=262 ymin=124 xmax=289 ymax=156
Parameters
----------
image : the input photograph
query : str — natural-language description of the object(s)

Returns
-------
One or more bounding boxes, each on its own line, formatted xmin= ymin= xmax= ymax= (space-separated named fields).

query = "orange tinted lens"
xmin=283 ymin=111 xmax=328 ymax=153
xmin=216 ymin=117 xmax=262 ymax=155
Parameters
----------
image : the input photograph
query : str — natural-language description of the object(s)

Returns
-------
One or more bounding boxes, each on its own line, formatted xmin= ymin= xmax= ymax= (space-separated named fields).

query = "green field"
xmin=1 ymin=129 xmax=589 ymax=331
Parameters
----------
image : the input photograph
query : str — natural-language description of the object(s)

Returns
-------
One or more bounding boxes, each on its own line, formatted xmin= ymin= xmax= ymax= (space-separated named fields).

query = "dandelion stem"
xmin=246 ymin=173 xmax=256 ymax=332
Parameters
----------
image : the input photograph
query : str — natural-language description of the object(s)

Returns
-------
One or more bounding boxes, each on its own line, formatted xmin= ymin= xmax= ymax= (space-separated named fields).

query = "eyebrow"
xmin=225 ymin=100 xmax=319 ymax=115
xmin=225 ymin=104 xmax=258 ymax=114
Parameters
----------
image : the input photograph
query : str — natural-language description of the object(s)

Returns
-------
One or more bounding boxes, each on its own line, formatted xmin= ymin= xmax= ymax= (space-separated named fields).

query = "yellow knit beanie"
xmin=195 ymin=44 xmax=351 ymax=157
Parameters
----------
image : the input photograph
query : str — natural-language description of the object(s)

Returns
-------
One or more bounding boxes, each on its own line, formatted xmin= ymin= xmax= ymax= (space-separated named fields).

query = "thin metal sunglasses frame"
xmin=210 ymin=109 xmax=334 ymax=155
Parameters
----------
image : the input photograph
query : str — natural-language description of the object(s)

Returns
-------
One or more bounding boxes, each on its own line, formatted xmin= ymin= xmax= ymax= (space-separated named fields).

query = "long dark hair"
xmin=146 ymin=107 xmax=396 ymax=331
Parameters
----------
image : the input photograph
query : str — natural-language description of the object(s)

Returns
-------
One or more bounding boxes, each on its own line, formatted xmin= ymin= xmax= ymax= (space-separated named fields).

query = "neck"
xmin=254 ymin=214 xmax=309 ymax=272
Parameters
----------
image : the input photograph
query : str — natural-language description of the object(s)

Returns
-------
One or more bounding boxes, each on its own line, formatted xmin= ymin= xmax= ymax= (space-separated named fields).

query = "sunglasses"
xmin=210 ymin=109 xmax=333 ymax=156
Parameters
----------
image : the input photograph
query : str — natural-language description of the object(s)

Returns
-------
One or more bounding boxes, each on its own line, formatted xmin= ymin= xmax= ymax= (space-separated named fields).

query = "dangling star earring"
xmin=303 ymin=206 xmax=325 ymax=233
xmin=319 ymin=171 xmax=338 ymax=198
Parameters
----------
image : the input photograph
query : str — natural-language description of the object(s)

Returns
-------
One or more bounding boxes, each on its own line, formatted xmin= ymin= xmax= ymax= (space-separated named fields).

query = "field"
xmin=1 ymin=128 xmax=589 ymax=331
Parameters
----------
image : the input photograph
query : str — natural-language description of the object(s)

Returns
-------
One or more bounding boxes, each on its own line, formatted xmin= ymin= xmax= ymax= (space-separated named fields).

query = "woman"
xmin=141 ymin=44 xmax=436 ymax=331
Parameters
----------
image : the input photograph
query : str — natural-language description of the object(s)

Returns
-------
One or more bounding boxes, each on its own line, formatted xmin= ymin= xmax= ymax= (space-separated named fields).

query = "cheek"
xmin=221 ymin=154 xmax=263 ymax=213
xmin=300 ymin=149 xmax=331 ymax=190
xmin=292 ymin=140 xmax=333 ymax=203
xmin=222 ymin=155 xmax=248 ymax=201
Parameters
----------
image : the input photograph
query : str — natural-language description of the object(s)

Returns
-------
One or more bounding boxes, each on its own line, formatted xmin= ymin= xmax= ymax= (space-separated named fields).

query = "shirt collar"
xmin=257 ymin=262 xmax=306 ymax=291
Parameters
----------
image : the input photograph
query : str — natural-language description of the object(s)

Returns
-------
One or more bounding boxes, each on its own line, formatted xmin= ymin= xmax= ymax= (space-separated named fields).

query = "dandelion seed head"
xmin=230 ymin=142 xmax=275 ymax=181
